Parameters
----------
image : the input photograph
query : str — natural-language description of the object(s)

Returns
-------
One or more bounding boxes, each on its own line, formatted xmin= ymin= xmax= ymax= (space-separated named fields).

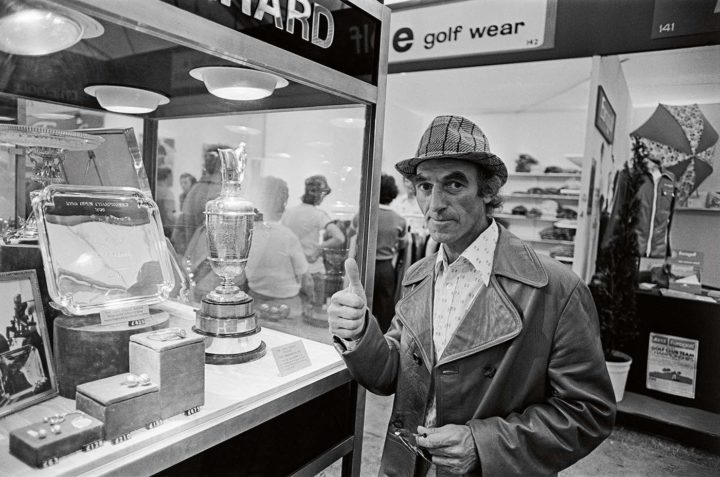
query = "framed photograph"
xmin=594 ymin=86 xmax=616 ymax=144
xmin=0 ymin=270 xmax=57 ymax=417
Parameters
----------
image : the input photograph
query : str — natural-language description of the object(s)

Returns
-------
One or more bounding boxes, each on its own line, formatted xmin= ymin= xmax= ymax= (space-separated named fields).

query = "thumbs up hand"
xmin=328 ymin=258 xmax=367 ymax=341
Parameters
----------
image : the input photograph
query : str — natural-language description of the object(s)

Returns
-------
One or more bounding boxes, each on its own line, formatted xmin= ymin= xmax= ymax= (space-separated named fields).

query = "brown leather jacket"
xmin=340 ymin=227 xmax=615 ymax=476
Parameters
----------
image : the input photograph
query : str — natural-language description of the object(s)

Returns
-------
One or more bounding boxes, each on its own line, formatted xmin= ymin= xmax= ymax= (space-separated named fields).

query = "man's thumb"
xmin=344 ymin=258 xmax=364 ymax=296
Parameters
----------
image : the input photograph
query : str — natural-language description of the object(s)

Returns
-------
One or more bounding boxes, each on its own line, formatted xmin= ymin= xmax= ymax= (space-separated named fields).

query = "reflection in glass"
xmin=0 ymin=125 xmax=104 ymax=243
xmin=161 ymin=106 xmax=365 ymax=344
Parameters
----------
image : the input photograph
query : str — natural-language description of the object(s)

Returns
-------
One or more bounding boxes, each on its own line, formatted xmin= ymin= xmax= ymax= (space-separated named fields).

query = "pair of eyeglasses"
xmin=393 ymin=429 xmax=432 ymax=462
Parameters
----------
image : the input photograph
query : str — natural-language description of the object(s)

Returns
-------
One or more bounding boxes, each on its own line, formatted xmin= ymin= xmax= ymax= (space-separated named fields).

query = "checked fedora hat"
xmin=395 ymin=115 xmax=508 ymax=186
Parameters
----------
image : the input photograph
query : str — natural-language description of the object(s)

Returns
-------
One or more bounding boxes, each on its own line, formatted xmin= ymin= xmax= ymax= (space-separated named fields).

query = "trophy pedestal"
xmin=192 ymin=294 xmax=266 ymax=365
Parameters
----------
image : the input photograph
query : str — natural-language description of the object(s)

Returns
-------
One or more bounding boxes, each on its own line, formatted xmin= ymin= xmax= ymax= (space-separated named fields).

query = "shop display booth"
xmin=0 ymin=0 xmax=390 ymax=475
xmin=383 ymin=0 xmax=720 ymax=454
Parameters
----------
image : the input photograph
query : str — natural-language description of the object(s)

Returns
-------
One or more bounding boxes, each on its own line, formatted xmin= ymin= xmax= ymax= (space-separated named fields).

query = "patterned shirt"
xmin=425 ymin=220 xmax=499 ymax=427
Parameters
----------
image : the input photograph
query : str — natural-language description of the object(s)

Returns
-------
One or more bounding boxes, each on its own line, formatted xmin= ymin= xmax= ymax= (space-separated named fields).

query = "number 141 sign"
xmin=651 ymin=0 xmax=720 ymax=39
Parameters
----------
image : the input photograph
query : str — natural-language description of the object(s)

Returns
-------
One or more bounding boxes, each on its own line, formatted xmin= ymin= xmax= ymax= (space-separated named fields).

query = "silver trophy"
xmin=192 ymin=143 xmax=266 ymax=364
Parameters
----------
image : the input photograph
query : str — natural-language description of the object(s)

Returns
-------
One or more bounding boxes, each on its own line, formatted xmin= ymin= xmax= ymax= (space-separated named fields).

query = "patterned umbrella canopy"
xmin=631 ymin=104 xmax=718 ymax=205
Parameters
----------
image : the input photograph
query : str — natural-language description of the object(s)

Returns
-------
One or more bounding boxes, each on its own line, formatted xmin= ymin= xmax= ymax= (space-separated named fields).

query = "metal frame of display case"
xmin=0 ymin=0 xmax=391 ymax=475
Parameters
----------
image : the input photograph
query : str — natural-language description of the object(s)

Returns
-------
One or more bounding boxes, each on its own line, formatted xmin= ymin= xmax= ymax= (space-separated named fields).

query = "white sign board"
xmin=646 ymin=332 xmax=699 ymax=399
xmin=389 ymin=0 xmax=556 ymax=63
xmin=271 ymin=340 xmax=312 ymax=376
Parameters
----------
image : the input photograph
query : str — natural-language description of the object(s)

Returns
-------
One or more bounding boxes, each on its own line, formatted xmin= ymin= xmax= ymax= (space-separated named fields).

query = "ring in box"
xmin=129 ymin=327 xmax=205 ymax=419
xmin=9 ymin=412 xmax=103 ymax=468
xmin=33 ymin=185 xmax=176 ymax=397
xmin=76 ymin=373 xmax=161 ymax=443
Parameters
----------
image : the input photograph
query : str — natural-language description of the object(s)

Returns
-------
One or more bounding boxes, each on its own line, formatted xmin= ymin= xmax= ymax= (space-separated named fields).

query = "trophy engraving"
xmin=192 ymin=143 xmax=266 ymax=364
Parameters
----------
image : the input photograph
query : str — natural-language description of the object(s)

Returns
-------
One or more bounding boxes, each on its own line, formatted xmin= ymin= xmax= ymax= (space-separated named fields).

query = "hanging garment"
xmin=602 ymin=167 xmax=676 ymax=258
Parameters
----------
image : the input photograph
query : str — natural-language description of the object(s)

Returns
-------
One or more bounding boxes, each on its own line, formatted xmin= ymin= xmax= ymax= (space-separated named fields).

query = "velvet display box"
xmin=129 ymin=328 xmax=205 ymax=419
xmin=53 ymin=311 xmax=170 ymax=398
xmin=9 ymin=412 xmax=104 ymax=468
xmin=75 ymin=373 xmax=161 ymax=443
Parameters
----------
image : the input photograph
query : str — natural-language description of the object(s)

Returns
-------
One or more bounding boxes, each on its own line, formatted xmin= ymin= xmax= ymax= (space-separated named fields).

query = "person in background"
xmin=156 ymin=167 xmax=176 ymax=239
xmin=245 ymin=176 xmax=313 ymax=300
xmin=392 ymin=175 xmax=426 ymax=234
xmin=393 ymin=175 xmax=433 ymax=264
xmin=352 ymin=174 xmax=406 ymax=332
xmin=281 ymin=174 xmax=345 ymax=275
xmin=328 ymin=115 xmax=615 ymax=476
xmin=178 ymin=172 xmax=197 ymax=213
xmin=171 ymin=146 xmax=225 ymax=255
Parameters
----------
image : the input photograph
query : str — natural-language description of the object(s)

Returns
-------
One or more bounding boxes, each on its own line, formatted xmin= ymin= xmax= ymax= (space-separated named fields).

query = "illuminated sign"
xmin=214 ymin=0 xmax=335 ymax=48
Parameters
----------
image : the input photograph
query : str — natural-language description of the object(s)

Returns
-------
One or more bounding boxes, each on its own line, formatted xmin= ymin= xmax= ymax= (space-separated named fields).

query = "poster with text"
xmin=646 ymin=332 xmax=699 ymax=399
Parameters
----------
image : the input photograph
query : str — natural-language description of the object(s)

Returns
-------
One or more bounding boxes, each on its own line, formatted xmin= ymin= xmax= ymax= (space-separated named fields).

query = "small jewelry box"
xmin=9 ymin=412 xmax=104 ymax=468
xmin=75 ymin=373 xmax=161 ymax=444
xmin=129 ymin=327 xmax=205 ymax=419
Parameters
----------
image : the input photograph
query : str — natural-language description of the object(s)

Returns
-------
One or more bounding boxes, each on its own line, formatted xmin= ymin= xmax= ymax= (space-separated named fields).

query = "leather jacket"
xmin=603 ymin=168 xmax=676 ymax=258
xmin=340 ymin=227 xmax=615 ymax=476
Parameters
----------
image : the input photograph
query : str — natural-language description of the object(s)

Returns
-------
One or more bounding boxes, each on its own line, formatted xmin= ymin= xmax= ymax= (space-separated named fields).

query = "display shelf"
xmin=507 ymin=193 xmax=580 ymax=201
xmin=525 ymin=238 xmax=575 ymax=246
xmin=617 ymin=391 xmax=720 ymax=454
xmin=495 ymin=213 xmax=558 ymax=222
xmin=508 ymin=172 xmax=581 ymax=178
xmin=675 ymin=207 xmax=720 ymax=213
xmin=0 ymin=307 xmax=350 ymax=477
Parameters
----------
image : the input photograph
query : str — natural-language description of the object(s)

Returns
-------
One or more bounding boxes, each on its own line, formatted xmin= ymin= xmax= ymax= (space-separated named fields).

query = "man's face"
xmin=414 ymin=159 xmax=491 ymax=254
xmin=180 ymin=177 xmax=192 ymax=192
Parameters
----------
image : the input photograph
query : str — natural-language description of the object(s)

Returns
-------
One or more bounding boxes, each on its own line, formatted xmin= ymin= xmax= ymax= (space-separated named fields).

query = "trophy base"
xmin=194 ymin=293 xmax=264 ymax=365
xmin=205 ymin=341 xmax=267 ymax=365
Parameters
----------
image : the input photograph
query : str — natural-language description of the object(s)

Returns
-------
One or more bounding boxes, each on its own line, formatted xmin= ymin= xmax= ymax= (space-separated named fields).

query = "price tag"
xmin=271 ymin=340 xmax=312 ymax=377
xmin=99 ymin=305 xmax=150 ymax=326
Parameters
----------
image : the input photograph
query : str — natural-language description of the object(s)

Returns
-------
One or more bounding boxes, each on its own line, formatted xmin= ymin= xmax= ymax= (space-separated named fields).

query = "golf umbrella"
xmin=631 ymin=103 xmax=718 ymax=205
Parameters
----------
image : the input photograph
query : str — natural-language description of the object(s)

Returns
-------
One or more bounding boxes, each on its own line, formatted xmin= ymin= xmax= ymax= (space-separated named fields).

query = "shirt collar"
xmin=434 ymin=219 xmax=499 ymax=287
xmin=379 ymin=204 xmax=393 ymax=210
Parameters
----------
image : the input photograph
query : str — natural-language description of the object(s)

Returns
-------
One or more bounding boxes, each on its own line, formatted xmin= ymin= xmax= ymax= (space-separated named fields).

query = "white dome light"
xmin=190 ymin=67 xmax=289 ymax=101
xmin=0 ymin=6 xmax=103 ymax=56
xmin=84 ymin=85 xmax=169 ymax=114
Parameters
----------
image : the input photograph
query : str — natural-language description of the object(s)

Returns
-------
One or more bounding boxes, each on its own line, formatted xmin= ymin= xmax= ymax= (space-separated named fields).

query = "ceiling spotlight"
xmin=224 ymin=125 xmax=262 ymax=135
xmin=84 ymin=85 xmax=169 ymax=114
xmin=190 ymin=66 xmax=289 ymax=101
xmin=0 ymin=5 xmax=103 ymax=56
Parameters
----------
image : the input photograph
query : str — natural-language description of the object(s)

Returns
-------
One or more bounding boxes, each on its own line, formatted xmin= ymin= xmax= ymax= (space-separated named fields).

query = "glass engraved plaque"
xmin=33 ymin=185 xmax=175 ymax=315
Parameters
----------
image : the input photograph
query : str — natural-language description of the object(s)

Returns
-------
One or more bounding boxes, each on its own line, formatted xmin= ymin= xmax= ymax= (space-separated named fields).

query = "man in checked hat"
xmin=329 ymin=116 xmax=615 ymax=476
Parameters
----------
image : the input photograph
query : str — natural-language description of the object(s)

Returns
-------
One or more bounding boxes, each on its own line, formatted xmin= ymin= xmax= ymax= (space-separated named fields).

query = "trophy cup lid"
xmin=33 ymin=184 xmax=175 ymax=316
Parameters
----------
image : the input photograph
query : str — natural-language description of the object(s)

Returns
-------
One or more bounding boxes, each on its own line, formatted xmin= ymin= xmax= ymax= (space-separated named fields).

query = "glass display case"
xmin=0 ymin=0 xmax=389 ymax=475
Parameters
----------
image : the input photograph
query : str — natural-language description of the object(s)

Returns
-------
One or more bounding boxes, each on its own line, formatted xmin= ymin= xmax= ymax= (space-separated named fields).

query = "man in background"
xmin=172 ymin=146 xmax=225 ymax=255
xmin=178 ymin=172 xmax=197 ymax=213
xmin=156 ymin=167 xmax=176 ymax=239
xmin=282 ymin=175 xmax=345 ymax=275
xmin=353 ymin=174 xmax=406 ymax=332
